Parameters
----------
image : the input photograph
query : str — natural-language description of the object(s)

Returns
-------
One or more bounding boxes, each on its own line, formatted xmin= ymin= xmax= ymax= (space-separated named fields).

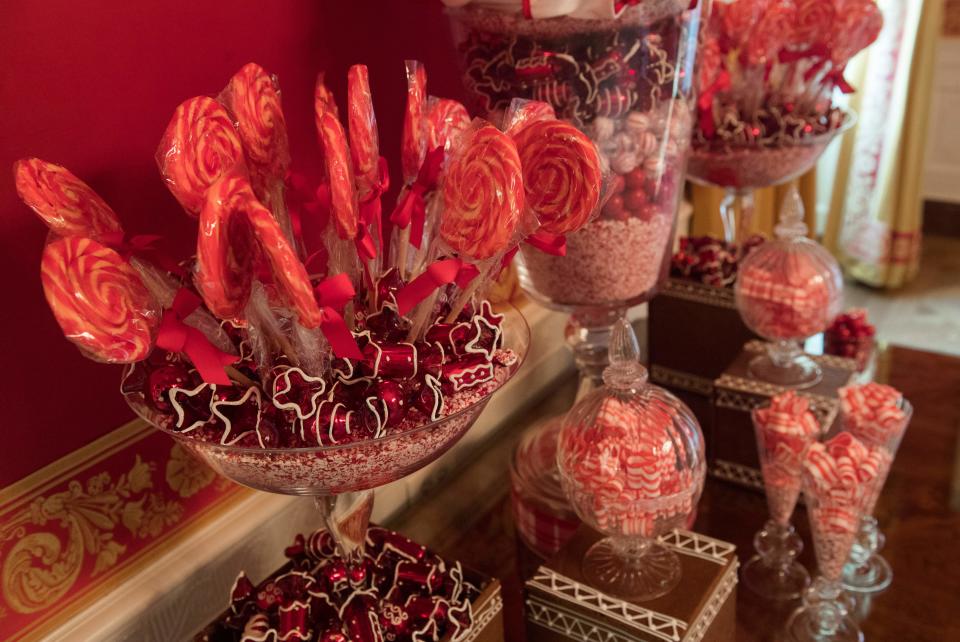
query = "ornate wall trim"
xmin=0 ymin=419 xmax=244 ymax=640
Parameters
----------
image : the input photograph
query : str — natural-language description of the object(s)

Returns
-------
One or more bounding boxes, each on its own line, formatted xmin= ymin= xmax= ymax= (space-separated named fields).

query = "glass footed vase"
xmin=687 ymin=111 xmax=855 ymax=243
xmin=124 ymin=305 xmax=530 ymax=567
xmin=785 ymin=467 xmax=866 ymax=642
xmin=734 ymin=188 xmax=844 ymax=388
xmin=842 ymin=398 xmax=913 ymax=594
xmin=741 ymin=408 xmax=815 ymax=601
xmin=557 ymin=318 xmax=706 ymax=601
xmin=448 ymin=2 xmax=702 ymax=390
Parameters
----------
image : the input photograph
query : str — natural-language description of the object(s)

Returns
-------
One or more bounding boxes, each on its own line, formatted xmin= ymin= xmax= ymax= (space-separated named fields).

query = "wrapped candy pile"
xmin=754 ymin=390 xmax=822 ymax=525
xmin=16 ymin=61 xmax=602 ymax=461
xmin=447 ymin=0 xmax=700 ymax=307
xmin=670 ymin=234 xmax=765 ymax=288
xmin=825 ymin=308 xmax=875 ymax=367
xmin=753 ymin=391 xmax=821 ymax=524
xmin=838 ymin=383 xmax=906 ymax=512
xmin=735 ymin=190 xmax=843 ymax=341
xmin=801 ymin=432 xmax=884 ymax=579
xmin=559 ymin=396 xmax=700 ymax=536
xmin=691 ymin=0 xmax=882 ymax=187
xmin=557 ymin=319 xmax=705 ymax=539
xmin=198 ymin=526 xmax=481 ymax=642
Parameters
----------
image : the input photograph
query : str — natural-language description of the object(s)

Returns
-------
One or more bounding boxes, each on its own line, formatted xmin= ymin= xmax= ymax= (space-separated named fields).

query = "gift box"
xmin=525 ymin=527 xmax=737 ymax=642
xmin=195 ymin=526 xmax=503 ymax=642
xmin=648 ymin=277 xmax=760 ymax=456
xmin=710 ymin=341 xmax=857 ymax=490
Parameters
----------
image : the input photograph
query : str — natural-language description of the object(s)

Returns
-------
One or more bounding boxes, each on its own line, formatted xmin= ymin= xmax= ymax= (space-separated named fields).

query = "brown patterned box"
xmin=525 ymin=528 xmax=738 ymax=642
xmin=648 ymin=278 xmax=759 ymax=463
xmin=711 ymin=341 xmax=857 ymax=491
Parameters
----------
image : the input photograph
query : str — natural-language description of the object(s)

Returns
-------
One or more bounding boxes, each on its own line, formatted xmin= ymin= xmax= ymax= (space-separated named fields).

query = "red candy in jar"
xmin=556 ymin=318 xmax=705 ymax=601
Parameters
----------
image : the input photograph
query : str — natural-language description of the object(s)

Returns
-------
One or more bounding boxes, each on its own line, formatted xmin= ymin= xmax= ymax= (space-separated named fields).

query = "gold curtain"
xmin=822 ymin=0 xmax=942 ymax=288
xmin=690 ymin=172 xmax=819 ymax=239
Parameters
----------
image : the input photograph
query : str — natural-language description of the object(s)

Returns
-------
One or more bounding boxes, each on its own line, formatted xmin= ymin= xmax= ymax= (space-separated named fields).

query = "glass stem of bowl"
xmin=609 ymin=535 xmax=654 ymax=567
xmin=566 ymin=306 xmax=628 ymax=397
xmin=314 ymin=489 xmax=375 ymax=569
xmin=719 ymin=188 xmax=756 ymax=244
xmin=802 ymin=576 xmax=849 ymax=636
xmin=768 ymin=339 xmax=801 ymax=369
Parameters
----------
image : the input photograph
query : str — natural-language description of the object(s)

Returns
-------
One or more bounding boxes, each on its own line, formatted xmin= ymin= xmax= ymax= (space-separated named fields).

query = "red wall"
xmin=0 ymin=0 xmax=465 ymax=486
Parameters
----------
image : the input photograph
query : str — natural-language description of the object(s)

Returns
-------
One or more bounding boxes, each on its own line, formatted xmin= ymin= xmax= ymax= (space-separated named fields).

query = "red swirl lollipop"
xmin=41 ymin=237 xmax=159 ymax=363
xmin=424 ymin=98 xmax=470 ymax=152
xmin=401 ymin=60 xmax=427 ymax=182
xmin=831 ymin=0 xmax=883 ymax=66
xmin=440 ymin=124 xmax=524 ymax=261
xmin=511 ymin=119 xmax=602 ymax=236
xmin=157 ymin=96 xmax=246 ymax=216
xmin=347 ymin=64 xmax=380 ymax=197
xmin=791 ymin=0 xmax=835 ymax=48
xmin=505 ymin=100 xmax=556 ymax=137
xmin=197 ymin=174 xmax=256 ymax=319
xmin=221 ymin=63 xmax=290 ymax=183
xmin=15 ymin=158 xmax=122 ymax=240
xmin=315 ymin=99 xmax=360 ymax=241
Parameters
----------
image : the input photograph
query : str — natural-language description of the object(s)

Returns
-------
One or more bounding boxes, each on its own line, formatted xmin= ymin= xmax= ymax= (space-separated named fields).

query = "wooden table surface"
xmin=392 ymin=346 xmax=960 ymax=642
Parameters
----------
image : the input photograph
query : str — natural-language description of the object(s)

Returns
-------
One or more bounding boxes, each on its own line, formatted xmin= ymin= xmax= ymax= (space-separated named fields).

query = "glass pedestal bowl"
xmin=734 ymin=189 xmax=844 ymax=388
xmin=687 ymin=111 xmax=855 ymax=243
xmin=557 ymin=318 xmax=706 ymax=601
xmin=448 ymin=2 xmax=701 ymax=390
xmin=123 ymin=305 xmax=530 ymax=563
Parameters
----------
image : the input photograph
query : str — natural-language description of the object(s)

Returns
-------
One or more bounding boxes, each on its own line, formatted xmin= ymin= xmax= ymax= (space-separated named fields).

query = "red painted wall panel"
xmin=0 ymin=0 xmax=465 ymax=486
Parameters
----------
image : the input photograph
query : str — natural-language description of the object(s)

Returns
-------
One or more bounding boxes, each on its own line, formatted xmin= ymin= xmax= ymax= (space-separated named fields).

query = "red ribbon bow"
xmin=357 ymin=156 xmax=391 ymax=263
xmin=525 ymin=230 xmax=567 ymax=256
xmin=101 ymin=231 xmax=185 ymax=277
xmin=313 ymin=273 xmax=364 ymax=360
xmin=395 ymin=258 xmax=479 ymax=317
xmin=156 ymin=289 xmax=238 ymax=386
xmin=389 ymin=146 xmax=444 ymax=250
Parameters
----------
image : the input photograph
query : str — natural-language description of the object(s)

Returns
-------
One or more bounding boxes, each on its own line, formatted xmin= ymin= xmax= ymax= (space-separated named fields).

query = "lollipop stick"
xmin=444 ymin=268 xmax=486 ymax=323
xmin=225 ymin=365 xmax=257 ymax=388
xmin=396 ymin=226 xmax=411 ymax=279
xmin=268 ymin=179 xmax=298 ymax=253
xmin=406 ymin=290 xmax=440 ymax=342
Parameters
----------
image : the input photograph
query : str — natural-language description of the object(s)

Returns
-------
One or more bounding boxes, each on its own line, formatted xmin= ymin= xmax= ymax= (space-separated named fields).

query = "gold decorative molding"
xmin=0 ymin=420 xmax=244 ymax=641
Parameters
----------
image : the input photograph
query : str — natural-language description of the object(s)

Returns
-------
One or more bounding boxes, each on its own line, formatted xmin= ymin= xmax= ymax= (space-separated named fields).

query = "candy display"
xmin=742 ymin=391 xmax=821 ymax=600
xmin=198 ymin=526 xmax=482 ymax=642
xmin=786 ymin=432 xmax=884 ymax=642
xmin=20 ymin=59 xmax=613 ymax=574
xmin=825 ymin=308 xmax=876 ymax=370
xmin=735 ymin=188 xmax=843 ymax=387
xmin=447 ymin=0 xmax=701 ymax=384
xmin=670 ymin=234 xmax=765 ymax=288
xmin=688 ymin=0 xmax=878 ymax=241
xmin=557 ymin=318 xmax=705 ymax=600
xmin=838 ymin=383 xmax=912 ymax=593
